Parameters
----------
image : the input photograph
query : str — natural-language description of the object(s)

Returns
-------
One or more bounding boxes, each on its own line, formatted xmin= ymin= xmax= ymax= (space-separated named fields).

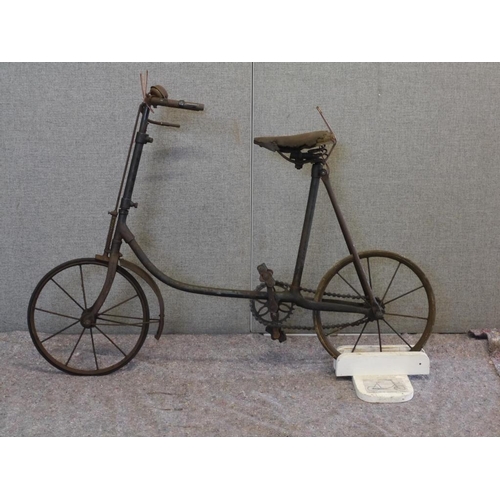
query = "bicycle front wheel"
xmin=313 ymin=250 xmax=436 ymax=358
xmin=27 ymin=258 xmax=150 ymax=375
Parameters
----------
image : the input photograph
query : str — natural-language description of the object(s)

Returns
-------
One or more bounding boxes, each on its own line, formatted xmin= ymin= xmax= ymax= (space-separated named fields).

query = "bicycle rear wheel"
xmin=313 ymin=250 xmax=435 ymax=358
xmin=27 ymin=258 xmax=150 ymax=375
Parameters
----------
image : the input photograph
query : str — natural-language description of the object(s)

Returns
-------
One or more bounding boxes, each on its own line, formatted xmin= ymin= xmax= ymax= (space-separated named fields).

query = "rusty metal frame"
xmin=88 ymin=100 xmax=380 ymax=337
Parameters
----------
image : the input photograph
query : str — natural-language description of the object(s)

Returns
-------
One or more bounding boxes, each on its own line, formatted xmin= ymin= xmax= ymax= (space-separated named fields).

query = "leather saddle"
xmin=254 ymin=130 xmax=336 ymax=153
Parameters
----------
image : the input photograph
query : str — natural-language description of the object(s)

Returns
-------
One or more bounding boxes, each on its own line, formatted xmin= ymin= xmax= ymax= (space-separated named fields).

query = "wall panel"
xmin=252 ymin=62 xmax=500 ymax=333
xmin=2 ymin=63 xmax=500 ymax=335
xmin=0 ymin=62 xmax=253 ymax=333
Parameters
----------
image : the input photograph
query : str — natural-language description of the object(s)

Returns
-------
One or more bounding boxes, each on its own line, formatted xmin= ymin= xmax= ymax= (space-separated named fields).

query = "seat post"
xmin=291 ymin=162 xmax=324 ymax=291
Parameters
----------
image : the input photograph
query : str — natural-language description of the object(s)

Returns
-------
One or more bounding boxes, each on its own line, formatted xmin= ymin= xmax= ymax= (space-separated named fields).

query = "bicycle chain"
xmin=250 ymin=280 xmax=370 ymax=333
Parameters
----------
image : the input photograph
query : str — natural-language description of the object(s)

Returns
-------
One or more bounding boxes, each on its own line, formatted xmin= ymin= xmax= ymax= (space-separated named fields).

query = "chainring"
xmin=250 ymin=281 xmax=370 ymax=333
xmin=250 ymin=282 xmax=295 ymax=327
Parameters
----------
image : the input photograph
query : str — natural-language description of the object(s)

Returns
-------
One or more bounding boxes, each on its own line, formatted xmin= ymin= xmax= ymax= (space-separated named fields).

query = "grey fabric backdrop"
xmin=1 ymin=63 xmax=499 ymax=334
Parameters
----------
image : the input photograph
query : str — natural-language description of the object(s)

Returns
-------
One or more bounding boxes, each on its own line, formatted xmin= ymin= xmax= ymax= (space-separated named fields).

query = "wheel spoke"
xmin=65 ymin=328 xmax=86 ymax=366
xmin=51 ymin=278 xmax=84 ymax=311
xmin=325 ymin=322 xmax=361 ymax=337
xmin=337 ymin=272 xmax=363 ymax=298
xmin=41 ymin=319 xmax=81 ymax=343
xmin=351 ymin=321 xmax=368 ymax=352
xmin=96 ymin=318 xmax=146 ymax=327
xmin=367 ymin=257 xmax=373 ymax=289
xmin=381 ymin=262 xmax=401 ymax=302
xmin=35 ymin=307 xmax=80 ymax=321
xmin=382 ymin=319 xmax=412 ymax=348
xmin=99 ymin=313 xmax=148 ymax=321
xmin=79 ymin=265 xmax=88 ymax=309
xmin=377 ymin=320 xmax=382 ymax=352
xmin=383 ymin=285 xmax=424 ymax=306
xmin=90 ymin=327 xmax=99 ymax=370
xmin=99 ymin=294 xmax=138 ymax=315
xmin=93 ymin=325 xmax=127 ymax=357
xmin=96 ymin=320 xmax=156 ymax=326
xmin=384 ymin=312 xmax=429 ymax=321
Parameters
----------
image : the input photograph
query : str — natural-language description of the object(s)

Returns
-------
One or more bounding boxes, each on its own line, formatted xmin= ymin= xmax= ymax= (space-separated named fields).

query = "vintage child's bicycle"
xmin=27 ymin=76 xmax=436 ymax=376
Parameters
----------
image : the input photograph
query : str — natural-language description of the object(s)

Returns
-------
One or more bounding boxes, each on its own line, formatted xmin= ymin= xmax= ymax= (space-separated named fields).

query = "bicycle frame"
xmin=26 ymin=80 xmax=436 ymax=377
xmin=90 ymin=102 xmax=379 ymax=326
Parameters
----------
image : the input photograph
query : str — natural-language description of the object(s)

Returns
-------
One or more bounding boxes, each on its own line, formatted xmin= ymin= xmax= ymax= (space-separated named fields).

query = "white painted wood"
xmin=352 ymin=375 xmax=414 ymax=403
xmin=333 ymin=346 xmax=430 ymax=377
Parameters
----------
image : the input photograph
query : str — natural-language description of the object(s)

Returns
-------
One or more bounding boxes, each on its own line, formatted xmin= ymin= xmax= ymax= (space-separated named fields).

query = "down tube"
xmin=120 ymin=224 xmax=266 ymax=300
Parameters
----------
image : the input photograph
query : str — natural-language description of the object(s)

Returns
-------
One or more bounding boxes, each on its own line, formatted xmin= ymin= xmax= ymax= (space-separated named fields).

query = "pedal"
xmin=265 ymin=326 xmax=287 ymax=343
xmin=257 ymin=263 xmax=275 ymax=288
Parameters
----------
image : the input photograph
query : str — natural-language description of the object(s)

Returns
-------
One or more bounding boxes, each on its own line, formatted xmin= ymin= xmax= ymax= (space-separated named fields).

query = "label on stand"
xmin=353 ymin=375 xmax=414 ymax=403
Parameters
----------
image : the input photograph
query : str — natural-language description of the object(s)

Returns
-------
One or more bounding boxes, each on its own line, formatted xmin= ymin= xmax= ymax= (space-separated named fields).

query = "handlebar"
xmin=145 ymin=85 xmax=204 ymax=128
xmin=149 ymin=96 xmax=205 ymax=111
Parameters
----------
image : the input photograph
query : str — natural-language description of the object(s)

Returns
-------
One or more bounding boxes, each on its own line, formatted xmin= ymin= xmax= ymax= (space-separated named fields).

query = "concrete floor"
xmin=1 ymin=331 xmax=499 ymax=436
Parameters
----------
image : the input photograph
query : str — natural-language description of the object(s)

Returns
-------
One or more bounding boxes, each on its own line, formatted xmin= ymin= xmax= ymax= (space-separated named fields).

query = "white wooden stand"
xmin=333 ymin=346 xmax=430 ymax=403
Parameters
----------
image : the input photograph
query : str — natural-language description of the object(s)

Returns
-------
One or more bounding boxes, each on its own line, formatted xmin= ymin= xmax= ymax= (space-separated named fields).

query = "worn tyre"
xmin=313 ymin=250 xmax=436 ymax=358
xmin=28 ymin=258 xmax=150 ymax=375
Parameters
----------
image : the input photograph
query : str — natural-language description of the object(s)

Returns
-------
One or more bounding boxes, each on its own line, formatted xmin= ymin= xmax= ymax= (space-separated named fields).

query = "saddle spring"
xmin=278 ymin=146 xmax=328 ymax=169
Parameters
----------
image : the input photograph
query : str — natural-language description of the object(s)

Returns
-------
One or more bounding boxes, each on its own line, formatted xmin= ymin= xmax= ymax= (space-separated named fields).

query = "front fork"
xmin=83 ymin=102 xmax=162 ymax=333
xmin=86 ymin=232 xmax=123 ymax=325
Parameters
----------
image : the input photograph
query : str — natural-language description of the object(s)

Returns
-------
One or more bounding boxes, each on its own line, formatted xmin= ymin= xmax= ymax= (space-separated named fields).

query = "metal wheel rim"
xmin=313 ymin=250 xmax=436 ymax=358
xmin=27 ymin=258 xmax=150 ymax=376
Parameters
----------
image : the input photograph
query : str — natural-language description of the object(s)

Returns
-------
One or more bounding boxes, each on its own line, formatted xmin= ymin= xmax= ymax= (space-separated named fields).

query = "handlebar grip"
xmin=150 ymin=96 xmax=204 ymax=111
xmin=176 ymin=100 xmax=205 ymax=111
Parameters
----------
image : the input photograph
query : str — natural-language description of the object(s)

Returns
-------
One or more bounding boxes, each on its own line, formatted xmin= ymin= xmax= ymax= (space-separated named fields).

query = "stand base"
xmin=333 ymin=346 xmax=430 ymax=404
xmin=352 ymin=374 xmax=414 ymax=403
